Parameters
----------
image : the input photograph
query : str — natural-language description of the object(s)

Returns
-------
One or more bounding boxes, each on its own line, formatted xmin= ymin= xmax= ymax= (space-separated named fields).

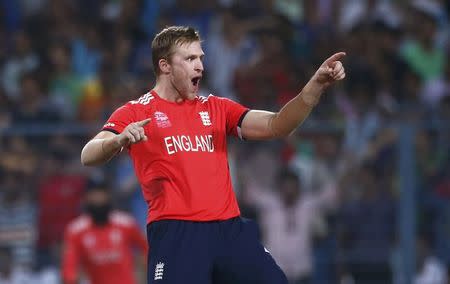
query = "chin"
xmin=186 ymin=92 xmax=197 ymax=100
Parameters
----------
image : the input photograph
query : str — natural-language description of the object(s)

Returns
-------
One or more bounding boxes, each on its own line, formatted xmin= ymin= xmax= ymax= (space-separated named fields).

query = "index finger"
xmin=136 ymin=118 xmax=151 ymax=127
xmin=324 ymin=52 xmax=346 ymax=65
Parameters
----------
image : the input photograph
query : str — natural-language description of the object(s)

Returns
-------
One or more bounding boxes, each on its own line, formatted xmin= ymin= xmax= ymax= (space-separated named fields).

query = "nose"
xmin=195 ymin=58 xmax=203 ymax=73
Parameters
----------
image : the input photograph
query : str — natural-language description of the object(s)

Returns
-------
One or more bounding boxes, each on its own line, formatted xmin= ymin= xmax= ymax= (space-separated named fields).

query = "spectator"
xmin=400 ymin=0 xmax=446 ymax=82
xmin=1 ymin=30 xmax=39 ymax=99
xmin=243 ymin=167 xmax=340 ymax=284
xmin=0 ymin=170 xmax=37 ymax=270
xmin=37 ymin=149 xmax=86 ymax=268
xmin=12 ymin=73 xmax=58 ymax=123
xmin=0 ymin=246 xmax=33 ymax=284
xmin=206 ymin=6 xmax=259 ymax=100
xmin=61 ymin=177 xmax=148 ymax=284
xmin=414 ymin=234 xmax=447 ymax=284
xmin=338 ymin=163 xmax=396 ymax=284
xmin=71 ymin=25 xmax=103 ymax=79
xmin=0 ymin=88 xmax=12 ymax=130
xmin=47 ymin=43 xmax=84 ymax=121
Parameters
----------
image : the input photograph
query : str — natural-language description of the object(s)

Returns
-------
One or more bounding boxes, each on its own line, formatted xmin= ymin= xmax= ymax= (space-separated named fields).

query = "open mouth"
xmin=191 ymin=76 xmax=201 ymax=87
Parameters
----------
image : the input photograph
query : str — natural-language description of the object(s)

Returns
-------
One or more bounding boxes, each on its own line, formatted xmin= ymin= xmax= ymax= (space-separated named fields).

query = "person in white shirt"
xmin=0 ymin=246 xmax=32 ymax=284
xmin=414 ymin=234 xmax=448 ymax=284
xmin=244 ymin=167 xmax=340 ymax=284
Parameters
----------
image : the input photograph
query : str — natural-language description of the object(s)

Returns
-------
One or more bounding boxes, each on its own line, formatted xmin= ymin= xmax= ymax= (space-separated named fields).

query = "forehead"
xmin=172 ymin=41 xmax=204 ymax=56
xmin=85 ymin=190 xmax=110 ymax=202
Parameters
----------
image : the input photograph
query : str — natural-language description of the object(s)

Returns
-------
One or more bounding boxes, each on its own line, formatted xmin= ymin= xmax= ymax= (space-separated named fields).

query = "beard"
xmin=170 ymin=72 xmax=198 ymax=100
xmin=86 ymin=203 xmax=112 ymax=226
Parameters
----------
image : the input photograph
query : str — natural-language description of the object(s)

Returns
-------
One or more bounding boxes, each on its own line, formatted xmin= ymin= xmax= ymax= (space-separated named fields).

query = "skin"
xmin=153 ymin=41 xmax=205 ymax=102
xmin=81 ymin=40 xmax=345 ymax=166
xmin=85 ymin=190 xmax=111 ymax=207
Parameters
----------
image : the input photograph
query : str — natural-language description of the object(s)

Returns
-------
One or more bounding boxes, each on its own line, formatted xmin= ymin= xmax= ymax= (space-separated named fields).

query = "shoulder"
xmin=115 ymin=92 xmax=156 ymax=111
xmin=129 ymin=92 xmax=156 ymax=107
xmin=205 ymin=94 xmax=242 ymax=106
xmin=196 ymin=94 xmax=213 ymax=104
xmin=66 ymin=215 xmax=91 ymax=235
xmin=108 ymin=92 xmax=155 ymax=119
xmin=110 ymin=211 xmax=137 ymax=228
xmin=198 ymin=94 xmax=236 ymax=106
xmin=202 ymin=94 xmax=225 ymax=102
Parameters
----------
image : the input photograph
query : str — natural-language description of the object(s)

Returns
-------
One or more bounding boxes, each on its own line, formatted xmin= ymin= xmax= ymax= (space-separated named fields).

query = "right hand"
xmin=117 ymin=118 xmax=151 ymax=146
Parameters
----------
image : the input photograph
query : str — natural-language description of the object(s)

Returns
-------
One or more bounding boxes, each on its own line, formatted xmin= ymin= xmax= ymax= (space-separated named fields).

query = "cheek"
xmin=171 ymin=68 xmax=190 ymax=89
xmin=172 ymin=64 xmax=188 ymax=79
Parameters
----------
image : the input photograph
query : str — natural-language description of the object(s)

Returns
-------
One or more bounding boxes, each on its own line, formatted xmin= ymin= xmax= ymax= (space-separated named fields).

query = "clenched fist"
xmin=117 ymin=118 xmax=151 ymax=146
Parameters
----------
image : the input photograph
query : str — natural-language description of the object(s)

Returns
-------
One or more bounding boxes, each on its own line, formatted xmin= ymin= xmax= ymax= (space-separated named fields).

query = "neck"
xmin=153 ymin=77 xmax=186 ymax=103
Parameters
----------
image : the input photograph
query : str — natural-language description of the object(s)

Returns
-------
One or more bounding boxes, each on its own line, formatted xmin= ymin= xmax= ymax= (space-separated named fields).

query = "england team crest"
xmin=199 ymin=111 xmax=211 ymax=126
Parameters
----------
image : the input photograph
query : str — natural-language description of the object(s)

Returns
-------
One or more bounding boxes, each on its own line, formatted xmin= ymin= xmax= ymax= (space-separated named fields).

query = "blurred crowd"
xmin=0 ymin=0 xmax=449 ymax=283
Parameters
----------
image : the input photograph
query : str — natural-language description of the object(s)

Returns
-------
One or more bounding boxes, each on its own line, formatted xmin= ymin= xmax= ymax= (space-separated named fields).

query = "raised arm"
xmin=81 ymin=118 xmax=151 ymax=166
xmin=240 ymin=52 xmax=346 ymax=140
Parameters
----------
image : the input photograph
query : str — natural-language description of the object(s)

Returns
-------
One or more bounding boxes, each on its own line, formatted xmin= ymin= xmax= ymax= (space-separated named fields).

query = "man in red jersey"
xmin=62 ymin=179 xmax=148 ymax=284
xmin=81 ymin=26 xmax=345 ymax=284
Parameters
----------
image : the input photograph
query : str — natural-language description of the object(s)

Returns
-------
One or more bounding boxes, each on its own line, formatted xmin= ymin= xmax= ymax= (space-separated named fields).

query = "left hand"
xmin=312 ymin=52 xmax=346 ymax=88
xmin=301 ymin=52 xmax=346 ymax=106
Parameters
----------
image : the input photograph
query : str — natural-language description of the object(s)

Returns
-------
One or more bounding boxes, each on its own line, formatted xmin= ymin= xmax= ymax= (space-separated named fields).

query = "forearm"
xmin=81 ymin=137 xmax=122 ymax=166
xmin=270 ymin=81 xmax=324 ymax=137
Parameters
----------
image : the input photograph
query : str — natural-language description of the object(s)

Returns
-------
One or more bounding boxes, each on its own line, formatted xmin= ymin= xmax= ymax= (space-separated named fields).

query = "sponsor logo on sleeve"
xmin=103 ymin=122 xmax=115 ymax=128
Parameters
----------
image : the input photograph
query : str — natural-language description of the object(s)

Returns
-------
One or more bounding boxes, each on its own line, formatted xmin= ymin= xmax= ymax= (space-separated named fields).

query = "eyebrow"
xmin=187 ymin=53 xmax=205 ymax=59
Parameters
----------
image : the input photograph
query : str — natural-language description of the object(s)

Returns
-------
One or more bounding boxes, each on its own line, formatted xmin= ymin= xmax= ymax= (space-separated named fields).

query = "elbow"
xmin=80 ymin=145 xmax=96 ymax=167
xmin=80 ymin=154 xmax=92 ymax=167
xmin=80 ymin=156 xmax=90 ymax=166
xmin=80 ymin=154 xmax=99 ymax=167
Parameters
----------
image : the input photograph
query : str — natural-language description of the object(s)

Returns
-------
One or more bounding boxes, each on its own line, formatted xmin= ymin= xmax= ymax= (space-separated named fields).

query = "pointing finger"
xmin=324 ymin=52 xmax=346 ymax=66
xmin=136 ymin=118 xmax=151 ymax=127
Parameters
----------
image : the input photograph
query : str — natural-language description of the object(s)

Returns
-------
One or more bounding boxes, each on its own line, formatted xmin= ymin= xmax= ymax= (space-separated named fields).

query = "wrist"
xmin=104 ymin=135 xmax=124 ymax=152
xmin=301 ymin=80 xmax=325 ymax=107
xmin=113 ymin=134 xmax=124 ymax=147
xmin=99 ymin=137 xmax=123 ymax=160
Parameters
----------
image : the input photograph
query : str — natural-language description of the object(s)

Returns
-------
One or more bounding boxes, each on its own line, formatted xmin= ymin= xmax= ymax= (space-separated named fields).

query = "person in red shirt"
xmin=62 ymin=179 xmax=148 ymax=284
xmin=80 ymin=26 xmax=345 ymax=284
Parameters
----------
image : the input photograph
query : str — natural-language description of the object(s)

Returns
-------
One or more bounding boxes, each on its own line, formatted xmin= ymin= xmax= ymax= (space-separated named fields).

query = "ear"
xmin=158 ymin=58 xmax=171 ymax=74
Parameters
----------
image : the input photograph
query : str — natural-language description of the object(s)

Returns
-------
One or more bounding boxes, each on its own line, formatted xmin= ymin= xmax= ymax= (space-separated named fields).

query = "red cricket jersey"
xmin=102 ymin=90 xmax=249 ymax=223
xmin=62 ymin=211 xmax=148 ymax=284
